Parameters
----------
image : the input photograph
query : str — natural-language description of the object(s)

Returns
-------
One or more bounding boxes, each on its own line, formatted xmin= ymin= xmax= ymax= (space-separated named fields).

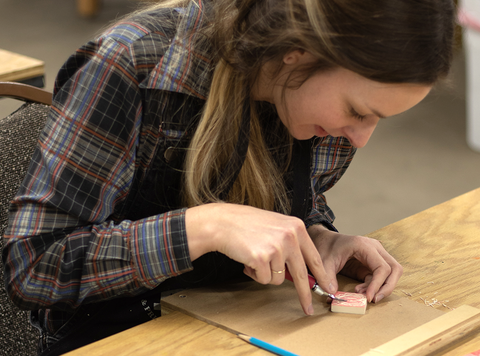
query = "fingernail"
xmin=328 ymin=283 xmax=335 ymax=293
xmin=307 ymin=304 xmax=314 ymax=315
xmin=374 ymin=294 xmax=384 ymax=303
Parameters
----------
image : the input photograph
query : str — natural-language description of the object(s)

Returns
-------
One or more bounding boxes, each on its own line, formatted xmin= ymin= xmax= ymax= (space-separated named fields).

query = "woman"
xmin=3 ymin=0 xmax=455 ymax=354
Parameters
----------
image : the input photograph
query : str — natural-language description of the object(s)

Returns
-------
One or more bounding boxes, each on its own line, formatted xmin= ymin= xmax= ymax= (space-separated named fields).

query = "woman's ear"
xmin=283 ymin=50 xmax=310 ymax=65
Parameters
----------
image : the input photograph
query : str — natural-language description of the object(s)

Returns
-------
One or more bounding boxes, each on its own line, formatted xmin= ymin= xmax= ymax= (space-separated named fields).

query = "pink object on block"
xmin=463 ymin=350 xmax=480 ymax=356
xmin=331 ymin=291 xmax=367 ymax=315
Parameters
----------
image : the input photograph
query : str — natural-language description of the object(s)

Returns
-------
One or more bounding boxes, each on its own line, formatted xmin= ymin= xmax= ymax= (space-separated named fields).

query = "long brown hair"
xmin=157 ymin=0 xmax=456 ymax=212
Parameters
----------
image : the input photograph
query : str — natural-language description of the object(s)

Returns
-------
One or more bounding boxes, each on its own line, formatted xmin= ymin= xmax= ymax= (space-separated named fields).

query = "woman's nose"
xmin=342 ymin=121 xmax=378 ymax=148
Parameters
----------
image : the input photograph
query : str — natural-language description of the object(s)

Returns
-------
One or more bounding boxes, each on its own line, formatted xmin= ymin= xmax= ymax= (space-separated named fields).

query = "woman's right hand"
xmin=185 ymin=203 xmax=334 ymax=315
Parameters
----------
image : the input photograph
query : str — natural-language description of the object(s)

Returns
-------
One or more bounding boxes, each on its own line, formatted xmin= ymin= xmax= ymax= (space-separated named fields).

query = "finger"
xmin=355 ymin=274 xmax=372 ymax=295
xmin=319 ymin=257 xmax=340 ymax=293
xmin=243 ymin=264 xmax=271 ymax=284
xmin=352 ymin=248 xmax=391 ymax=302
xmin=299 ymin=234 xmax=335 ymax=295
xmin=361 ymin=244 xmax=402 ymax=302
xmin=357 ymin=244 xmax=405 ymax=303
xmin=340 ymin=259 xmax=371 ymax=282
xmin=365 ymin=266 xmax=390 ymax=302
xmin=247 ymin=251 xmax=280 ymax=284
xmin=269 ymin=248 xmax=286 ymax=285
xmin=243 ymin=265 xmax=257 ymax=281
xmin=244 ymin=256 xmax=288 ymax=286
xmin=285 ymin=261 xmax=314 ymax=316
xmin=369 ymin=257 xmax=403 ymax=303
xmin=270 ymin=263 xmax=286 ymax=285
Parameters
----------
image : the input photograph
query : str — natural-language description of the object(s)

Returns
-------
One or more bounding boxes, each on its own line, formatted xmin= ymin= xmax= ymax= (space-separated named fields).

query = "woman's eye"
xmin=350 ymin=107 xmax=367 ymax=121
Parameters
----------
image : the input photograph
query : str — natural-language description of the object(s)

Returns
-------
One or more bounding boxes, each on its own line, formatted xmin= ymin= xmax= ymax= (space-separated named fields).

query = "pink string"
xmin=458 ymin=8 xmax=480 ymax=32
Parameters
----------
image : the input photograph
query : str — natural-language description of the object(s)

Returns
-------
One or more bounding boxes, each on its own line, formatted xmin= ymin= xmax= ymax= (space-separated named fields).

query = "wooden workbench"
xmin=0 ymin=49 xmax=45 ymax=87
xmin=65 ymin=188 xmax=480 ymax=355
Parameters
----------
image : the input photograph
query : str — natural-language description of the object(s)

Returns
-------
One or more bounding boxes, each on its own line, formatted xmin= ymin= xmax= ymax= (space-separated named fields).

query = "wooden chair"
xmin=0 ymin=82 xmax=52 ymax=356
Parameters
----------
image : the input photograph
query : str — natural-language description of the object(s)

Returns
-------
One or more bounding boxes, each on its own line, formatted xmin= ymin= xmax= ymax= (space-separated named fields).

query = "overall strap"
xmin=290 ymin=138 xmax=313 ymax=220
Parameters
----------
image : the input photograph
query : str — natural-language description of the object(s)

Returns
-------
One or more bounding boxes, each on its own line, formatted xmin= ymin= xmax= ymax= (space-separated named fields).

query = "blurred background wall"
xmin=0 ymin=0 xmax=478 ymax=237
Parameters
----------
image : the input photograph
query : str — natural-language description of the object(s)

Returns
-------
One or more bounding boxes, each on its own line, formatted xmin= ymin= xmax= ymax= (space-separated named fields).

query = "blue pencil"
xmin=238 ymin=334 xmax=299 ymax=356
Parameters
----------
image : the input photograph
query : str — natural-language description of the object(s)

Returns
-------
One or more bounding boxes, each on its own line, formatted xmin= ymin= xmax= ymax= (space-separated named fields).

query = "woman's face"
xmin=254 ymin=51 xmax=432 ymax=148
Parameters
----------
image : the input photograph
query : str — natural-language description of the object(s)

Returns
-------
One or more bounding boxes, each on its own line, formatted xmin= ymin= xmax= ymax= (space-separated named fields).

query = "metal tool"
xmin=284 ymin=268 xmax=346 ymax=302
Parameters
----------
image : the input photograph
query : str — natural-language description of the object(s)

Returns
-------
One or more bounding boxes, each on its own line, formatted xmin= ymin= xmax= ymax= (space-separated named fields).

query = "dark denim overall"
xmin=32 ymin=92 xmax=313 ymax=356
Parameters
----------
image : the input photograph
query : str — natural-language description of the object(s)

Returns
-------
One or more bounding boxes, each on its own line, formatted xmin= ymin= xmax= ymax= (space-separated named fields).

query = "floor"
xmin=1 ymin=0 xmax=478 ymax=235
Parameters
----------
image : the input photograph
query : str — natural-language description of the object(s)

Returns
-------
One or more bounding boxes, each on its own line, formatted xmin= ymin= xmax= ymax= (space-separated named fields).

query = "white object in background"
xmin=459 ymin=1 xmax=480 ymax=152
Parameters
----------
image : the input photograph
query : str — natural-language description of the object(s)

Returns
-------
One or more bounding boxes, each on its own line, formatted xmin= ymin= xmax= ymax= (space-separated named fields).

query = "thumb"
xmin=305 ymin=257 xmax=337 ymax=295
xmin=318 ymin=257 xmax=338 ymax=293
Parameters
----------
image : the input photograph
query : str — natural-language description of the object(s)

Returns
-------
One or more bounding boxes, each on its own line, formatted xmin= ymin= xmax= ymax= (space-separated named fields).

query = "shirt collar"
xmin=140 ymin=0 xmax=214 ymax=100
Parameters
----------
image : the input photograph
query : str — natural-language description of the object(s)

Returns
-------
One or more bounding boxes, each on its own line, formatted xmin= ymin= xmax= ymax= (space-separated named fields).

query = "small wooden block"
xmin=331 ymin=291 xmax=367 ymax=315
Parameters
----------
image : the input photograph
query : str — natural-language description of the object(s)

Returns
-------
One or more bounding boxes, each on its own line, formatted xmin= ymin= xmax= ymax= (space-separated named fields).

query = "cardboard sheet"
xmin=162 ymin=276 xmax=445 ymax=356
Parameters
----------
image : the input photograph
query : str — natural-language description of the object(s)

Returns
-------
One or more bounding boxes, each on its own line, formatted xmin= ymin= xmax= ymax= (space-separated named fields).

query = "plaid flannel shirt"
xmin=3 ymin=0 xmax=356 ymax=314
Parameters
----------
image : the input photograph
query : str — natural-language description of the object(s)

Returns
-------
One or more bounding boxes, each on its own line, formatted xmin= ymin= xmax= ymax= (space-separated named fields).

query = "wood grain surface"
xmin=369 ymin=187 xmax=480 ymax=355
xmin=360 ymin=305 xmax=480 ymax=356
xmin=0 ymin=49 xmax=44 ymax=82
xmin=369 ymin=188 xmax=480 ymax=312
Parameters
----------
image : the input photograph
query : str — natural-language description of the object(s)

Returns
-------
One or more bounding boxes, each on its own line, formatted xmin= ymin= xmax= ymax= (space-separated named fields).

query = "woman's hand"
xmin=308 ymin=224 xmax=403 ymax=303
xmin=185 ymin=203 xmax=334 ymax=315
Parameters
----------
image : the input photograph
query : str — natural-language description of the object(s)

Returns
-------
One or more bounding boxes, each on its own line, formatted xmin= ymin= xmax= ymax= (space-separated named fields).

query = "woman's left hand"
xmin=307 ymin=224 xmax=403 ymax=303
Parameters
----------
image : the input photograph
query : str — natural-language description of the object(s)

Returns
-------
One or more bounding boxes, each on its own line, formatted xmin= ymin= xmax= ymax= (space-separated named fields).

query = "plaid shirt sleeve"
xmin=3 ymin=24 xmax=193 ymax=310
xmin=304 ymin=136 xmax=357 ymax=229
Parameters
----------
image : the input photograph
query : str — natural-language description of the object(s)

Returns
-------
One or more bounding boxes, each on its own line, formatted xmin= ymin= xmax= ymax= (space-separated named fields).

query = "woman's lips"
xmin=315 ymin=125 xmax=329 ymax=137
